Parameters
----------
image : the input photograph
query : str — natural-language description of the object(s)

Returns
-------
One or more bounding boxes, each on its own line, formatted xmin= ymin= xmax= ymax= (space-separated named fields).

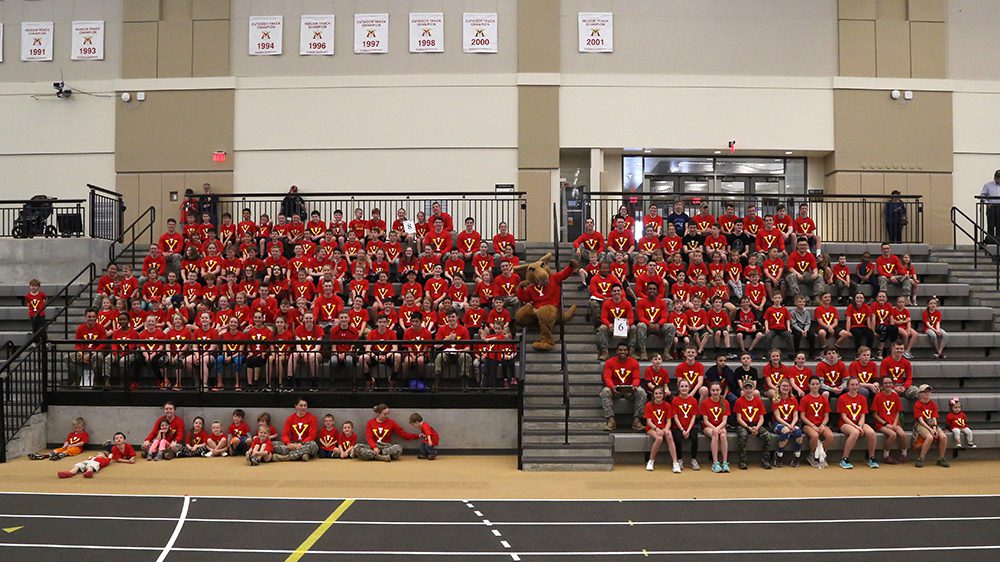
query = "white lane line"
xmin=156 ymin=495 xmax=190 ymax=562
xmin=466 ymin=503 xmax=475 ymax=508
xmin=482 ymin=519 xmax=492 ymax=526
xmin=501 ymin=541 xmax=511 ymax=549
xmin=474 ymin=511 xmax=483 ymax=517
xmin=492 ymin=530 xmax=502 ymax=537
xmin=511 ymin=555 xmax=521 ymax=561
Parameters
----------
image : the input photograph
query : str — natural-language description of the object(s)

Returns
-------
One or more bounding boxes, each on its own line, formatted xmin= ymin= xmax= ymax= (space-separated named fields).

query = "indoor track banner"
xmin=578 ymin=12 xmax=613 ymax=53
xmin=21 ymin=21 xmax=54 ymax=61
xmin=71 ymin=21 xmax=105 ymax=60
xmin=300 ymin=15 xmax=334 ymax=55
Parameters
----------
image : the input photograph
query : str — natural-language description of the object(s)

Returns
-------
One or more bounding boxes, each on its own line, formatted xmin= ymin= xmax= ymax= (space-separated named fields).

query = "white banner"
xmin=71 ymin=21 xmax=105 ymax=61
xmin=249 ymin=16 xmax=282 ymax=56
xmin=578 ymin=12 xmax=613 ymax=53
xmin=0 ymin=24 xmax=4 ymax=63
xmin=462 ymin=13 xmax=497 ymax=53
xmin=300 ymin=15 xmax=334 ymax=55
xmin=409 ymin=13 xmax=443 ymax=53
xmin=354 ymin=13 xmax=388 ymax=54
xmin=21 ymin=21 xmax=54 ymax=61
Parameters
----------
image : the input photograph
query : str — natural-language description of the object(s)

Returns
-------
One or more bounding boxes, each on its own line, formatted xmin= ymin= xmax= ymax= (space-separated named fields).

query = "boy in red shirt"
xmin=762 ymin=293 xmax=792 ymax=358
xmin=871 ymin=376 xmax=910 ymax=465
xmin=734 ymin=380 xmax=775 ymax=470
xmin=410 ymin=412 xmax=440 ymax=460
xmin=338 ymin=421 xmax=359 ymax=459
xmin=26 ymin=278 xmax=47 ymax=336
xmin=317 ymin=414 xmax=340 ymax=459
xmin=29 ymin=417 xmax=88 ymax=461
xmin=228 ymin=409 xmax=252 ymax=455
xmin=57 ymin=451 xmax=113 ymax=479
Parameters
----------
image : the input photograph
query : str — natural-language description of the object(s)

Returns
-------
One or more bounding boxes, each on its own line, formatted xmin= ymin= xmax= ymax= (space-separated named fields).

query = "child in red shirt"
xmin=26 ymin=278 xmax=47 ymax=336
xmin=29 ymin=417 xmax=88 ymax=461
xmin=946 ymin=397 xmax=975 ymax=448
xmin=317 ymin=414 xmax=340 ymax=459
xmin=228 ymin=409 xmax=252 ymax=455
xmin=247 ymin=424 xmax=274 ymax=466
xmin=409 ymin=412 xmax=440 ymax=460
xmin=338 ymin=421 xmax=359 ymax=459
xmin=57 ymin=451 xmax=113 ymax=479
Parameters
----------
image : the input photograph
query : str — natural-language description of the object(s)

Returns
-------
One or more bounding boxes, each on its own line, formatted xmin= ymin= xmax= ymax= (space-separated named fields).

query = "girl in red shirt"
xmin=770 ymin=379 xmax=803 ymax=467
xmin=671 ymin=379 xmax=701 ymax=471
xmin=355 ymin=404 xmax=419 ymax=462
xmin=701 ymin=381 xmax=731 ymax=473
xmin=836 ymin=377 xmax=879 ymax=469
xmin=922 ymin=297 xmax=947 ymax=359
xmin=838 ymin=292 xmax=874 ymax=355
xmin=799 ymin=376 xmax=833 ymax=469
xmin=247 ymin=424 xmax=274 ymax=466
xmin=946 ymin=397 xmax=975 ymax=448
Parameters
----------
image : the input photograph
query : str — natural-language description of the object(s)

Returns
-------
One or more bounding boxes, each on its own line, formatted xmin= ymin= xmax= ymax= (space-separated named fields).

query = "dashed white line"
xmin=501 ymin=541 xmax=511 ymax=549
xmin=492 ymin=530 xmax=502 ymax=537
xmin=475 ymin=511 xmax=484 ymax=517
xmin=483 ymin=519 xmax=492 ymax=526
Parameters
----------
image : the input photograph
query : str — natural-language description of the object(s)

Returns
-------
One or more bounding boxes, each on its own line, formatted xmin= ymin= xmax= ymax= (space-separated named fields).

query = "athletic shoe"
xmin=49 ymin=452 xmax=67 ymax=461
xmin=760 ymin=458 xmax=772 ymax=470
xmin=417 ymin=454 xmax=428 ymax=460
xmin=819 ymin=459 xmax=829 ymax=469
xmin=866 ymin=457 xmax=880 ymax=469
xmin=969 ymin=442 xmax=978 ymax=448
xmin=807 ymin=456 xmax=820 ymax=468
xmin=773 ymin=455 xmax=783 ymax=468
xmin=220 ymin=452 xmax=228 ymax=457
xmin=690 ymin=459 xmax=700 ymax=471
xmin=738 ymin=461 xmax=748 ymax=470
xmin=915 ymin=457 xmax=924 ymax=468
xmin=936 ymin=457 xmax=951 ymax=468
xmin=711 ymin=461 xmax=722 ymax=473
xmin=83 ymin=470 xmax=94 ymax=478
xmin=955 ymin=442 xmax=963 ymax=448
xmin=721 ymin=461 xmax=730 ymax=473
xmin=646 ymin=460 xmax=655 ymax=472
xmin=249 ymin=456 xmax=259 ymax=466
xmin=789 ymin=456 xmax=800 ymax=468
xmin=27 ymin=453 xmax=46 ymax=460
xmin=427 ymin=455 xmax=437 ymax=460
xmin=57 ymin=471 xmax=74 ymax=479
xmin=883 ymin=455 xmax=899 ymax=465
xmin=839 ymin=458 xmax=853 ymax=469
xmin=671 ymin=461 xmax=681 ymax=473
xmin=903 ymin=351 xmax=913 ymax=359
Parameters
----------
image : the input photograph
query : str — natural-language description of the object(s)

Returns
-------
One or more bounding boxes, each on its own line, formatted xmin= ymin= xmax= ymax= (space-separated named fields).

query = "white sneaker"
xmin=645 ymin=460 xmax=655 ymax=471
xmin=221 ymin=452 xmax=228 ymax=457
xmin=672 ymin=461 xmax=682 ymax=473
xmin=690 ymin=459 xmax=700 ymax=471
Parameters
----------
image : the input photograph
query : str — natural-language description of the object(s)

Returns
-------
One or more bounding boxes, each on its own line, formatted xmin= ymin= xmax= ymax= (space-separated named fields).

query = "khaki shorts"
xmin=915 ymin=424 xmax=939 ymax=439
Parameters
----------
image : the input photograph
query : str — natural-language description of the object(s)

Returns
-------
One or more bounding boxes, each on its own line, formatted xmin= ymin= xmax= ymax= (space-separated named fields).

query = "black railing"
xmin=44 ymin=337 xmax=523 ymax=395
xmin=191 ymin=191 xmax=529 ymax=242
xmin=516 ymin=327 xmax=526 ymax=471
xmin=567 ymin=192 xmax=924 ymax=244
xmin=0 ymin=198 xmax=86 ymax=239
xmin=88 ymin=184 xmax=125 ymax=241
xmin=952 ymin=206 xmax=999 ymax=290
xmin=0 ymin=340 xmax=47 ymax=464
xmin=554 ymin=204 xmax=570 ymax=445
xmin=109 ymin=206 xmax=157 ymax=267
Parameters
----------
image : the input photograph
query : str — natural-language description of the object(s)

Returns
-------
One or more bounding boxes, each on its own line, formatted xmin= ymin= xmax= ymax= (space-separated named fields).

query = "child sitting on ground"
xmin=29 ymin=417 xmax=88 ymax=461
xmin=317 ymin=414 xmax=339 ymax=459
xmin=409 ymin=413 xmax=439 ymax=460
xmin=338 ymin=421 xmax=358 ymax=459
xmin=146 ymin=420 xmax=172 ymax=461
xmin=57 ymin=451 xmax=112 ymax=479
xmin=946 ymin=397 xmax=976 ymax=448
xmin=109 ymin=432 xmax=137 ymax=463
xmin=228 ymin=409 xmax=251 ymax=456
xmin=204 ymin=420 xmax=229 ymax=457
xmin=247 ymin=425 xmax=273 ymax=466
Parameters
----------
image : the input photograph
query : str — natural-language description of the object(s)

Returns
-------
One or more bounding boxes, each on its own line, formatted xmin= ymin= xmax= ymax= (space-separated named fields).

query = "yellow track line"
xmin=285 ymin=499 xmax=355 ymax=561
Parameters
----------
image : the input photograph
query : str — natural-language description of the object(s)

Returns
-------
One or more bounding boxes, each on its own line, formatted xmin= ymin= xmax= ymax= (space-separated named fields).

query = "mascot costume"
xmin=513 ymin=253 xmax=579 ymax=351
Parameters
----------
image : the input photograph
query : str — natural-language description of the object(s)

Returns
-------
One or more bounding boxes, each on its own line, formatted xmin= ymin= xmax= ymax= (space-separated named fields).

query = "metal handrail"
xmin=109 ymin=206 xmax=156 ymax=265
xmin=87 ymin=184 xmax=125 ymax=241
xmin=516 ymin=327 xmax=526 ymax=470
xmin=951 ymin=206 xmax=999 ymax=289
xmin=554 ymin=204 xmax=570 ymax=445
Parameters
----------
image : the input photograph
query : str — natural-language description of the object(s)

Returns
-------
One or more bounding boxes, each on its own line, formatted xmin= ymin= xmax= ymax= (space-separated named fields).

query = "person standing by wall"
xmin=980 ymin=170 xmax=1000 ymax=244
xmin=884 ymin=190 xmax=906 ymax=243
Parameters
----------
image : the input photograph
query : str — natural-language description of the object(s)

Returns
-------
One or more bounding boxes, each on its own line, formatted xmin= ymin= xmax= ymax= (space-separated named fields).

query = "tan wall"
xmin=837 ymin=0 xmax=947 ymax=78
xmin=0 ymin=0 xmax=122 ymax=82
xmin=122 ymin=0 xmax=230 ymax=79
xmin=559 ymin=0 xmax=838 ymax=76
xmin=949 ymin=0 xmax=1000 ymax=80
xmin=228 ymin=0 xmax=517 ymax=77
xmin=116 ymin=171 xmax=233 ymax=237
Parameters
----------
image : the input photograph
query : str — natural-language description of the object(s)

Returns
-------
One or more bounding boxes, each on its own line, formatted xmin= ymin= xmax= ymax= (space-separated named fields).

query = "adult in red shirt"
xmin=141 ymin=402 xmax=185 ymax=459
xmin=513 ymin=256 xmax=578 ymax=351
xmin=455 ymin=217 xmax=482 ymax=259
xmin=69 ymin=308 xmax=107 ymax=387
xmin=423 ymin=217 xmax=452 ymax=256
xmin=597 ymin=286 xmax=636 ymax=360
xmin=492 ymin=221 xmax=516 ymax=257
xmin=875 ymin=243 xmax=913 ymax=300
xmin=880 ymin=341 xmax=916 ymax=399
xmin=158 ymin=218 xmax=185 ymax=271
xmin=799 ymin=376 xmax=834 ymax=469
xmin=273 ymin=398 xmax=319 ymax=462
xmin=586 ymin=261 xmax=621 ymax=326
xmin=605 ymin=218 xmax=634 ymax=256
xmin=574 ymin=217 xmax=605 ymax=261
xmin=600 ymin=343 xmax=647 ymax=432
xmin=734 ymin=380 xmax=775 ymax=470
xmin=785 ymin=238 xmax=822 ymax=300
xmin=643 ymin=387 xmax=681 ymax=473
xmin=636 ymin=282 xmax=671 ymax=361
xmin=355 ymin=403 xmax=420 ymax=461
xmin=312 ymin=280 xmax=345 ymax=331
xmin=871 ymin=376 xmax=910 ymax=465
xmin=836 ymin=377 xmax=879 ymax=469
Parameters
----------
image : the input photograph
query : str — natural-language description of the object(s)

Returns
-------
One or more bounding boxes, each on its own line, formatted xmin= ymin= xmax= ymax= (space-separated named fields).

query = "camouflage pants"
xmin=736 ymin=425 xmax=775 ymax=462
xmin=354 ymin=443 xmax=403 ymax=461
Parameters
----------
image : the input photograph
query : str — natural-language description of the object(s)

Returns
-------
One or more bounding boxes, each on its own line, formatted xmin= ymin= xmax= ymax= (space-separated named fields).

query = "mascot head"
xmin=514 ymin=252 xmax=554 ymax=286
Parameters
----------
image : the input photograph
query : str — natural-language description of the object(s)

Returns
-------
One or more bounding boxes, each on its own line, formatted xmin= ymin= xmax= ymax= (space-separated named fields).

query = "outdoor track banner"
xmin=463 ymin=13 xmax=498 ymax=53
xmin=300 ymin=15 xmax=334 ymax=55
xmin=578 ymin=12 xmax=613 ymax=53
xmin=21 ymin=21 xmax=54 ymax=61
xmin=71 ymin=21 xmax=105 ymax=60
xmin=409 ymin=13 xmax=444 ymax=53
xmin=355 ymin=14 xmax=389 ymax=54
xmin=249 ymin=16 xmax=282 ymax=56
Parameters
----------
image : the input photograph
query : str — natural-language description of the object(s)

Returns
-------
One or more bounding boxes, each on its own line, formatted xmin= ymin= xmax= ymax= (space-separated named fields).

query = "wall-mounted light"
xmin=890 ymin=89 xmax=901 ymax=100
xmin=903 ymin=90 xmax=913 ymax=101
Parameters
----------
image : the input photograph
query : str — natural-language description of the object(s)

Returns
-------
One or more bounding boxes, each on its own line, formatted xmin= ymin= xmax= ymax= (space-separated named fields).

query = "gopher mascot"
xmin=513 ymin=253 xmax=579 ymax=351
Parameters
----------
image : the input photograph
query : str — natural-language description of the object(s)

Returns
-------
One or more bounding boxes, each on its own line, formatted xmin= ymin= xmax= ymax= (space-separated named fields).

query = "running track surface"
xmin=1 ymin=492 xmax=999 ymax=561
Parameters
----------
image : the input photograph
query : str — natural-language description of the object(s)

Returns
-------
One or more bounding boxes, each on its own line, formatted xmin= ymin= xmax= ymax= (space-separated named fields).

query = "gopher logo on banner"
xmin=578 ymin=12 xmax=613 ymax=53
xmin=71 ymin=21 xmax=105 ymax=60
xmin=355 ymin=14 xmax=389 ymax=54
xmin=249 ymin=16 xmax=283 ymax=56
xmin=409 ymin=13 xmax=443 ymax=53
xmin=300 ymin=15 xmax=334 ymax=55
xmin=21 ymin=21 xmax=54 ymax=61
xmin=463 ymin=13 xmax=497 ymax=53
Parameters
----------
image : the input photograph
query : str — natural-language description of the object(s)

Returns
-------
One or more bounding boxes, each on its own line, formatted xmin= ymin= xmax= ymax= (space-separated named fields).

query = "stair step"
xmin=521 ymin=460 xmax=614 ymax=472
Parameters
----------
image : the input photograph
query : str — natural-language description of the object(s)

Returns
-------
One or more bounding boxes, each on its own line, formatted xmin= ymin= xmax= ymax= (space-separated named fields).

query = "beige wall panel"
xmin=561 ymin=0 xmax=838 ymax=76
xmin=875 ymin=0 xmax=908 ymax=20
xmin=860 ymin=172 xmax=885 ymax=195
xmin=157 ymin=20 xmax=194 ymax=78
xmin=194 ymin=0 xmax=231 ymax=21
xmin=875 ymin=19 xmax=911 ymax=77
xmin=518 ymin=86 xmax=560 ymax=170
xmin=827 ymin=172 xmax=862 ymax=194
xmin=193 ymin=20 xmax=231 ymax=76
xmin=832 ymin=90 xmax=952 ymax=173
xmin=116 ymin=174 xmax=140 ymax=229
xmin=184 ymin=173 xmax=209 ymax=192
xmin=207 ymin=172 xmax=234 ymax=196
xmin=161 ymin=0 xmax=193 ymax=21
xmin=953 ymin=154 xmax=998 ymax=226
xmin=839 ymin=20 xmax=877 ymax=76
xmin=229 ymin=0 xmax=518 ymax=76
xmin=137 ymin=174 xmax=164 ymax=232
xmin=906 ymin=173 xmax=931 ymax=199
xmin=953 ymin=92 xmax=1000 ymax=155
xmin=116 ymin=89 xmax=235 ymax=173
xmin=0 ymin=90 xmax=115 ymax=156
xmin=883 ymin=172 xmax=907 ymax=195
xmin=519 ymin=169 xmax=555 ymax=243
xmin=234 ymin=86 xmax=517 ymax=151
xmin=560 ymin=86 xmax=835 ymax=152
xmin=123 ymin=21 xmax=159 ymax=79
xmin=908 ymin=0 xmax=946 ymax=21
xmin=518 ymin=0 xmax=558 ymax=73
xmin=927 ymin=173 xmax=952 ymax=244
xmin=949 ymin=0 xmax=1000 ymax=80
xmin=839 ymin=0 xmax=876 ymax=19
xmin=123 ymin=0 xmax=160 ymax=22
xmin=0 ymin=154 xmax=115 ymax=201
xmin=910 ymin=21 xmax=947 ymax=79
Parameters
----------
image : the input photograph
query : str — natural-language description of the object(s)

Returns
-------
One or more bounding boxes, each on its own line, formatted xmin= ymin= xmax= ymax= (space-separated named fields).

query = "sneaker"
xmin=790 ymin=456 xmax=800 ymax=468
xmin=969 ymin=442 xmax=978 ymax=448
xmin=936 ymin=457 xmax=951 ymax=468
xmin=27 ymin=453 xmax=46 ymax=460
xmin=883 ymin=455 xmax=899 ymax=465
xmin=721 ymin=461 xmax=730 ymax=472
xmin=301 ymin=454 xmax=311 ymax=462
xmin=711 ymin=461 xmax=722 ymax=473
xmin=773 ymin=455 xmax=783 ymax=468
xmin=738 ymin=461 xmax=748 ymax=470
xmin=220 ymin=452 xmax=228 ymax=457
xmin=807 ymin=456 xmax=820 ymax=468
xmin=427 ymin=454 xmax=437 ymax=460
xmin=761 ymin=458 xmax=772 ymax=470
xmin=690 ymin=459 xmax=700 ymax=471
xmin=202 ymin=450 xmax=212 ymax=458
xmin=83 ymin=470 xmax=94 ymax=478
xmin=249 ymin=456 xmax=259 ymax=466
xmin=915 ymin=457 xmax=924 ymax=468
xmin=49 ymin=452 xmax=67 ymax=461
xmin=819 ymin=459 xmax=829 ymax=469
xmin=955 ymin=442 xmax=963 ymax=449
xmin=903 ymin=351 xmax=913 ymax=359
xmin=839 ymin=458 xmax=853 ymax=469
xmin=417 ymin=454 xmax=428 ymax=460
xmin=645 ymin=460 xmax=655 ymax=472
xmin=671 ymin=461 xmax=681 ymax=473
xmin=866 ymin=457 xmax=880 ymax=469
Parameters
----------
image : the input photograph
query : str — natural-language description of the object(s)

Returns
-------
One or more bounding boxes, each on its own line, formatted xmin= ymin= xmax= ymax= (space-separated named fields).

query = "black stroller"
xmin=12 ymin=195 xmax=58 ymax=239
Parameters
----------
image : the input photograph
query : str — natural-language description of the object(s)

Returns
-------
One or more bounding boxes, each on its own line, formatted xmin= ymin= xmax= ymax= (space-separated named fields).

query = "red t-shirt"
xmin=763 ymin=363 xmax=787 ymax=388
xmin=282 ymin=412 xmax=319 ymax=444
xmin=643 ymin=400 xmax=673 ymax=429
xmin=65 ymin=430 xmax=89 ymax=447
xmin=674 ymin=361 xmax=705 ymax=386
xmin=849 ymin=360 xmax=879 ymax=385
xmin=294 ymin=325 xmax=325 ymax=351
xmin=816 ymin=361 xmax=847 ymax=388
xmin=338 ymin=432 xmax=359 ymax=452
xmin=787 ymin=365 xmax=811 ymax=390
xmin=420 ymin=421 xmax=440 ymax=447
xmin=871 ymin=391 xmax=902 ymax=428
xmin=837 ymin=393 xmax=869 ymax=426
xmin=880 ymin=355 xmax=912 ymax=389
xmin=814 ymin=305 xmax=838 ymax=327
xmin=700 ymin=398 xmax=731 ymax=427
xmin=110 ymin=443 xmax=136 ymax=461
xmin=946 ymin=411 xmax=969 ymax=430
xmin=644 ymin=365 xmax=670 ymax=387
xmin=26 ymin=291 xmax=46 ymax=318
xmin=228 ymin=421 xmax=252 ymax=439
xmin=764 ymin=306 xmax=790 ymax=331
xmin=250 ymin=436 xmax=274 ymax=454
xmin=734 ymin=395 xmax=766 ymax=425
xmin=365 ymin=417 xmax=419 ymax=448
xmin=914 ymin=399 xmax=939 ymax=426
xmin=772 ymin=396 xmax=799 ymax=424
xmin=318 ymin=426 xmax=340 ymax=451
xmin=799 ymin=394 xmax=830 ymax=426
xmin=672 ymin=395 xmax=700 ymax=429
xmin=846 ymin=303 xmax=872 ymax=328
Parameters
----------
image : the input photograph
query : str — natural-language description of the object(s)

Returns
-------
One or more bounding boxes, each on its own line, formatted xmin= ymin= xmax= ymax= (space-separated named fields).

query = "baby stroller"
xmin=12 ymin=195 xmax=58 ymax=239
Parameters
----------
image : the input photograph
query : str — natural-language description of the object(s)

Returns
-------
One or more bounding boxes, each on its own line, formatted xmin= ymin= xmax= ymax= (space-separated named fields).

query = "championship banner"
xmin=578 ymin=12 xmax=613 ymax=53
xmin=0 ymin=24 xmax=4 ymax=63
xmin=462 ymin=13 xmax=497 ymax=53
xmin=355 ymin=13 xmax=388 ymax=53
xmin=21 ymin=21 xmax=54 ymax=61
xmin=409 ymin=13 xmax=443 ymax=53
xmin=249 ymin=16 xmax=282 ymax=56
xmin=71 ymin=21 xmax=104 ymax=61
xmin=300 ymin=15 xmax=334 ymax=55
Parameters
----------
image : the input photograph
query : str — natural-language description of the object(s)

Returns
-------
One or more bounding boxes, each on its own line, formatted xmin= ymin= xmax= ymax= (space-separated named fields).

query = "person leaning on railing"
xmin=981 ymin=170 xmax=1000 ymax=243
xmin=68 ymin=308 xmax=107 ymax=388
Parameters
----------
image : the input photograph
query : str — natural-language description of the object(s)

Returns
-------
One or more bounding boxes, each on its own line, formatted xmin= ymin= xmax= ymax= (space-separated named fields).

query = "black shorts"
xmin=246 ymin=356 xmax=266 ymax=368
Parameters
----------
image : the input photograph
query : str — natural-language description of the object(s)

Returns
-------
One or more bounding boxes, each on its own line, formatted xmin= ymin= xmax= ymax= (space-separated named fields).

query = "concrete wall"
xmin=0 ymin=238 xmax=111 ymax=285
xmin=953 ymin=88 xmax=1000 ymax=224
xmin=4 ymin=412 xmax=46 ymax=461
xmin=47 ymin=405 xmax=518 ymax=451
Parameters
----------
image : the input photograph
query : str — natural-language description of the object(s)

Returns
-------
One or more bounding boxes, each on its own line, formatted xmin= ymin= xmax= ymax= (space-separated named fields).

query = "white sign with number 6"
xmin=300 ymin=15 xmax=334 ymax=55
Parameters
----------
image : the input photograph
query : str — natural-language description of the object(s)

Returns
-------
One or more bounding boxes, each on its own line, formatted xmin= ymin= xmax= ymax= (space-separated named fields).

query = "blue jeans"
xmin=419 ymin=443 xmax=438 ymax=457
xmin=771 ymin=423 xmax=803 ymax=451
